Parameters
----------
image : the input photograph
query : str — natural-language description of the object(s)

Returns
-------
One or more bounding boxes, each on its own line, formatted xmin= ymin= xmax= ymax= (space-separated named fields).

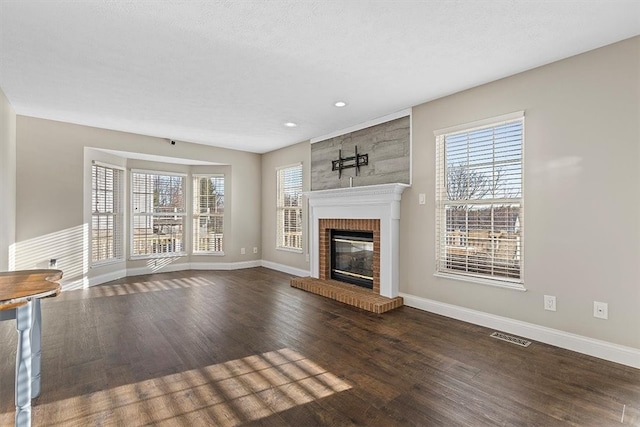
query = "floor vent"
xmin=490 ymin=331 xmax=532 ymax=347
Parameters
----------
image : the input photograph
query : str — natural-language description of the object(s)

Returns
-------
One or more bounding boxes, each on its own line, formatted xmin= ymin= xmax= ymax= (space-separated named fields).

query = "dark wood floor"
xmin=1 ymin=267 xmax=638 ymax=426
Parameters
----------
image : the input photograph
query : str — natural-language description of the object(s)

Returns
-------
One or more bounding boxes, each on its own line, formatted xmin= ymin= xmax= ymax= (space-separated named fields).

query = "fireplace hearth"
xmin=331 ymin=230 xmax=374 ymax=289
xmin=296 ymin=183 xmax=408 ymax=312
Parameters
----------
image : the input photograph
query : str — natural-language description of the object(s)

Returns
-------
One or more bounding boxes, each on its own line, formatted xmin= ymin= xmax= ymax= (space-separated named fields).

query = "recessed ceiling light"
xmin=284 ymin=122 xmax=298 ymax=128
xmin=334 ymin=101 xmax=347 ymax=107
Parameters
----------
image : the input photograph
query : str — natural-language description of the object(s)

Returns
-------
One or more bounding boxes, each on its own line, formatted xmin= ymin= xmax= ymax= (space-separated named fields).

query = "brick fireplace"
xmin=319 ymin=218 xmax=380 ymax=293
xmin=307 ymin=183 xmax=409 ymax=298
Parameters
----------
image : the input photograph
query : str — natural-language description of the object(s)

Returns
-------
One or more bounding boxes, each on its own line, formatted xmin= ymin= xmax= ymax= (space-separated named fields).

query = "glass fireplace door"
xmin=331 ymin=230 xmax=374 ymax=289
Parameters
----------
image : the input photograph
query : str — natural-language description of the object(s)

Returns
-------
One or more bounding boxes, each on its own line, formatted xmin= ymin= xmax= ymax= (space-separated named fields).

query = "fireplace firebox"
xmin=330 ymin=230 xmax=374 ymax=289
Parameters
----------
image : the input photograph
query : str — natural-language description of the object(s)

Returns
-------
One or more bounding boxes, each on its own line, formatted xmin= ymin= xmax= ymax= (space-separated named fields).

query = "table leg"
xmin=16 ymin=300 xmax=33 ymax=427
xmin=31 ymin=298 xmax=42 ymax=398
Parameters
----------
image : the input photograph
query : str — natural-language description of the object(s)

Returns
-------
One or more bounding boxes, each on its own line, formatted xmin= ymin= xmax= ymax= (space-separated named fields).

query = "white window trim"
xmin=433 ymin=111 xmax=525 ymax=137
xmin=192 ymin=174 xmax=225 ymax=255
xmin=277 ymin=246 xmax=304 ymax=254
xmin=434 ymin=112 xmax=526 ymax=291
xmin=433 ymin=272 xmax=526 ymax=291
xmin=130 ymin=168 xmax=187 ymax=177
xmin=93 ymin=160 xmax=126 ymax=171
xmin=90 ymin=161 xmax=124 ymax=267
xmin=130 ymin=170 xmax=187 ymax=260
xmin=276 ymin=163 xmax=303 ymax=253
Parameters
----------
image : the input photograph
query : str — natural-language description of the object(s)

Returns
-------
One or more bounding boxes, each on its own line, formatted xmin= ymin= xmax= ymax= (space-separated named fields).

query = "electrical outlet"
xmin=253 ymin=247 xmax=258 ymax=254
xmin=240 ymin=247 xmax=246 ymax=255
xmin=594 ymin=301 xmax=608 ymax=319
xmin=305 ymin=253 xmax=310 ymax=262
xmin=544 ymin=295 xmax=556 ymax=311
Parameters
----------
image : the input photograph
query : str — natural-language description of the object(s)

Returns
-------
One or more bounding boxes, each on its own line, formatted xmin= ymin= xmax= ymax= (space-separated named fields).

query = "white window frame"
xmin=130 ymin=169 xmax=187 ymax=259
xmin=192 ymin=174 xmax=225 ymax=255
xmin=276 ymin=163 xmax=303 ymax=253
xmin=434 ymin=111 xmax=525 ymax=291
xmin=91 ymin=161 xmax=124 ymax=266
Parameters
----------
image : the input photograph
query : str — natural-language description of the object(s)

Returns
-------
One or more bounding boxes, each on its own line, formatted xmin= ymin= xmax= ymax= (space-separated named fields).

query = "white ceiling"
xmin=1 ymin=1 xmax=639 ymax=154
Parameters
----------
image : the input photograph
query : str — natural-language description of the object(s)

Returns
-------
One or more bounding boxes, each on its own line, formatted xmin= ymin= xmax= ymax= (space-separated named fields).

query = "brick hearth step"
xmin=290 ymin=277 xmax=403 ymax=314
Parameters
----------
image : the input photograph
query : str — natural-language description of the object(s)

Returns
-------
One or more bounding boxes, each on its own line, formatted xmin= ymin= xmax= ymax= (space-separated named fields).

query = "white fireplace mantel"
xmin=306 ymin=183 xmax=409 ymax=298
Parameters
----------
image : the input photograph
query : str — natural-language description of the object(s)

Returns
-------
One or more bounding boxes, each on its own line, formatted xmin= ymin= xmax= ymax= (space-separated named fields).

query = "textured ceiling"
xmin=1 ymin=1 xmax=639 ymax=154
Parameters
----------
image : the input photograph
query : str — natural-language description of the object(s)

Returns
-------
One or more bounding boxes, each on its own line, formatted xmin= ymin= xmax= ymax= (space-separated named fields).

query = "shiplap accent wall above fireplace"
xmin=310 ymin=111 xmax=411 ymax=191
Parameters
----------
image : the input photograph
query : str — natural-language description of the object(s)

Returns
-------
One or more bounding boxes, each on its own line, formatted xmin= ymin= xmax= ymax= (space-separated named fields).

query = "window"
xmin=193 ymin=175 xmax=224 ymax=253
xmin=91 ymin=163 xmax=124 ymax=264
xmin=276 ymin=164 xmax=303 ymax=251
xmin=131 ymin=171 xmax=185 ymax=257
xmin=435 ymin=112 xmax=524 ymax=288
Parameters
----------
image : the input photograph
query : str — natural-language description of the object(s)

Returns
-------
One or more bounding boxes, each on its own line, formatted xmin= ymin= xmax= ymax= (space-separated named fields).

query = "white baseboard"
xmin=400 ymin=293 xmax=640 ymax=369
xmin=88 ymin=269 xmax=127 ymax=287
xmin=86 ymin=261 xmax=263 ymax=287
xmin=190 ymin=260 xmax=262 ymax=270
xmin=261 ymin=260 xmax=310 ymax=277
xmin=126 ymin=262 xmax=190 ymax=278
xmin=126 ymin=260 xmax=262 ymax=277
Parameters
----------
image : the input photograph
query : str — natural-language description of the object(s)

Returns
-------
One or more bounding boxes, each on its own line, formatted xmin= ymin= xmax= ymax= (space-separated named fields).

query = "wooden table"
xmin=0 ymin=269 xmax=62 ymax=427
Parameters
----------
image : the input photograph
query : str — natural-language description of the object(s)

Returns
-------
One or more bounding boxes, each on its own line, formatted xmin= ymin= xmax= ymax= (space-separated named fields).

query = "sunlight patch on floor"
xmin=32 ymin=348 xmax=351 ymax=426
xmin=67 ymin=276 xmax=216 ymax=299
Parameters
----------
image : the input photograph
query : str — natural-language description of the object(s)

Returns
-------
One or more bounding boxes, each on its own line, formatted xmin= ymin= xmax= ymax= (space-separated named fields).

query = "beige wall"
xmin=261 ymin=141 xmax=311 ymax=273
xmin=403 ymin=37 xmax=640 ymax=348
xmin=0 ymin=88 xmax=16 ymax=271
xmin=15 ymin=117 xmax=262 ymax=287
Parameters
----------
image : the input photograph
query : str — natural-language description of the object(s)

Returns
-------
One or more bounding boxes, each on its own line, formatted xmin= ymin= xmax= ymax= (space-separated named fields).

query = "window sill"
xmin=192 ymin=251 xmax=225 ymax=256
xmin=130 ymin=252 xmax=187 ymax=261
xmin=276 ymin=246 xmax=303 ymax=254
xmin=434 ymin=271 xmax=526 ymax=292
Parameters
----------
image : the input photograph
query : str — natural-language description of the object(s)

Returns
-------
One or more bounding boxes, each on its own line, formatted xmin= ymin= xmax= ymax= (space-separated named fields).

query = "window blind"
xmin=193 ymin=175 xmax=225 ymax=253
xmin=276 ymin=164 xmax=303 ymax=251
xmin=435 ymin=114 xmax=524 ymax=287
xmin=131 ymin=171 xmax=185 ymax=257
xmin=91 ymin=164 xmax=123 ymax=264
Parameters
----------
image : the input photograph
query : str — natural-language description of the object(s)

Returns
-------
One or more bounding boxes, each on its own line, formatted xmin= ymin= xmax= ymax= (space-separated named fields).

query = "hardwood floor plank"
xmin=0 ymin=267 xmax=638 ymax=426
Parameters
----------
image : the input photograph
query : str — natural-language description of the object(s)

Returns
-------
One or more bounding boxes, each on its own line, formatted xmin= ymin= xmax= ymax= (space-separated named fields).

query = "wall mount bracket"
xmin=331 ymin=146 xmax=369 ymax=179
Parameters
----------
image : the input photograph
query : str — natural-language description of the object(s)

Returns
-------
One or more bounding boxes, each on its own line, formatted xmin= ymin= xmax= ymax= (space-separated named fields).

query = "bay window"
xmin=193 ymin=175 xmax=225 ymax=253
xmin=91 ymin=162 xmax=124 ymax=264
xmin=131 ymin=171 xmax=185 ymax=257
